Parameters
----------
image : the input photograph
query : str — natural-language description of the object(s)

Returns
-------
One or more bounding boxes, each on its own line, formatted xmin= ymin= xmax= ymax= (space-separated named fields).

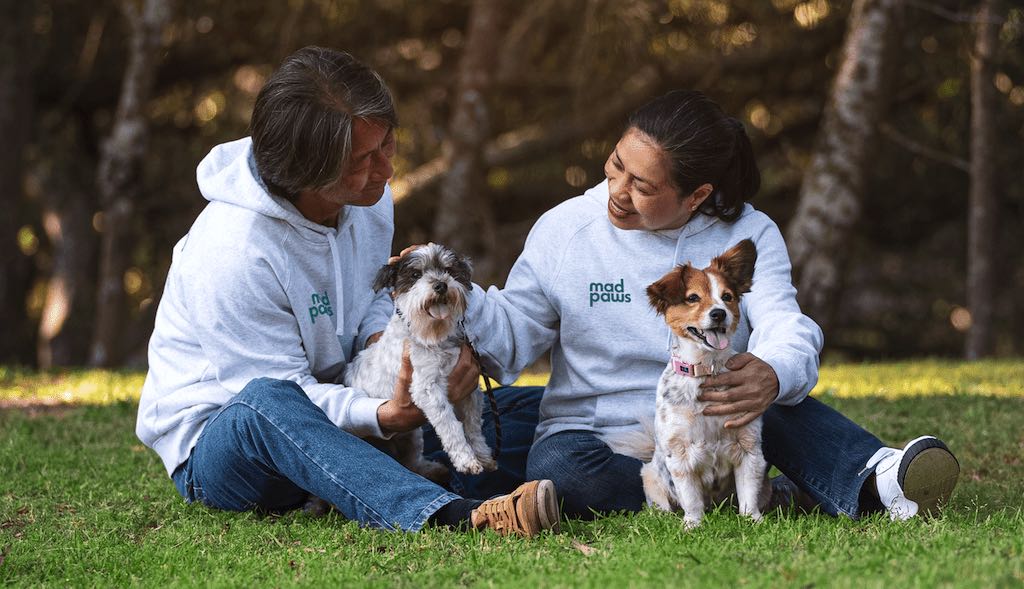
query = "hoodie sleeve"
xmin=185 ymin=251 xmax=387 ymax=439
xmin=464 ymin=220 xmax=561 ymax=384
xmin=356 ymin=290 xmax=394 ymax=352
xmin=743 ymin=218 xmax=825 ymax=405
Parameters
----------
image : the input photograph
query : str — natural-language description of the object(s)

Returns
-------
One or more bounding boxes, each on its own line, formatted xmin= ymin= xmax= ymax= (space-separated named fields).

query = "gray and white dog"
xmin=344 ymin=243 xmax=497 ymax=480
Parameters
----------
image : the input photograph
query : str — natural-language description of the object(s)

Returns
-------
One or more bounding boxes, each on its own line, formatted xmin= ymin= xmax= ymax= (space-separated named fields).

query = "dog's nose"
xmin=433 ymin=281 xmax=448 ymax=295
xmin=709 ymin=308 xmax=726 ymax=322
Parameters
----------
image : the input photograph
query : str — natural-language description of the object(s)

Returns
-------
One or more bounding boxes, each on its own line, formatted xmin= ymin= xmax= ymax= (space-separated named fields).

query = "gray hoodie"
xmin=465 ymin=180 xmax=824 ymax=445
xmin=137 ymin=137 xmax=394 ymax=475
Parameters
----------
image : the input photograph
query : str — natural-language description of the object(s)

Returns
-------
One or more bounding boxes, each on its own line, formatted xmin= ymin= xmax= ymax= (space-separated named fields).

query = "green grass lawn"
xmin=2 ymin=361 xmax=1023 ymax=588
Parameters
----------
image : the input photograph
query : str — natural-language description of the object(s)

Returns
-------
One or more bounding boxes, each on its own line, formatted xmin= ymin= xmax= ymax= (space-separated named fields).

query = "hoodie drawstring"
xmin=327 ymin=230 xmax=346 ymax=338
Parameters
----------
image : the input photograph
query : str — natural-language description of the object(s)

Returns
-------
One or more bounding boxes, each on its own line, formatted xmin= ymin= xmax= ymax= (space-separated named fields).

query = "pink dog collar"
xmin=671 ymin=355 xmax=715 ymax=378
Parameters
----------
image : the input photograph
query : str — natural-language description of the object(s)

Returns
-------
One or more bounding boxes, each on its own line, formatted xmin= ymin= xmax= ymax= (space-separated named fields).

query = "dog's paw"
xmin=478 ymin=454 xmax=498 ymax=472
xmin=304 ymin=496 xmax=332 ymax=517
xmin=452 ymin=458 xmax=485 ymax=475
xmin=683 ymin=516 xmax=703 ymax=530
xmin=415 ymin=460 xmax=450 ymax=484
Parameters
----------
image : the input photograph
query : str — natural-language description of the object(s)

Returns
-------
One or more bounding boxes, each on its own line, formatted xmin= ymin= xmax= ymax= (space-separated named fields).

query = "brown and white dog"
xmin=607 ymin=239 xmax=770 ymax=528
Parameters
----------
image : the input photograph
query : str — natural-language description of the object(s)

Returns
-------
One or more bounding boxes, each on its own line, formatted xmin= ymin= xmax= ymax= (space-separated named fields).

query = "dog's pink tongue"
xmin=705 ymin=331 xmax=730 ymax=350
xmin=428 ymin=304 xmax=450 ymax=320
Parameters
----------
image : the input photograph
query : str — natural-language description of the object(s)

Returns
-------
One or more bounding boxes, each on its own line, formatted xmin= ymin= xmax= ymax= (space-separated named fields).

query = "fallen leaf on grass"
xmin=302 ymin=547 xmax=326 ymax=554
xmin=572 ymin=540 xmax=598 ymax=556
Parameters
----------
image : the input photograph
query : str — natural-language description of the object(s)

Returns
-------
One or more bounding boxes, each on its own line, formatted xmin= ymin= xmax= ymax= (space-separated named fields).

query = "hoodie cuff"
xmin=344 ymin=397 xmax=392 ymax=440
xmin=355 ymin=326 xmax=387 ymax=353
xmin=757 ymin=351 xmax=808 ymax=406
xmin=465 ymin=283 xmax=486 ymax=326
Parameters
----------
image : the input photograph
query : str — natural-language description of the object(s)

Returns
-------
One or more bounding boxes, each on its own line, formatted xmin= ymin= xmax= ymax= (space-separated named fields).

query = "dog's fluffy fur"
xmin=343 ymin=243 xmax=496 ymax=479
xmin=605 ymin=239 xmax=770 ymax=528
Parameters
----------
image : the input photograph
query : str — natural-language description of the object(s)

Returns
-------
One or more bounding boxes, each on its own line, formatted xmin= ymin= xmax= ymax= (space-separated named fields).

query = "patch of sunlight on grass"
xmin=0 ymin=366 xmax=145 ymax=406
xmin=3 ymin=358 xmax=1021 ymax=406
xmin=511 ymin=359 xmax=1024 ymax=399
xmin=814 ymin=359 xmax=1024 ymax=399
xmin=505 ymin=373 xmax=551 ymax=388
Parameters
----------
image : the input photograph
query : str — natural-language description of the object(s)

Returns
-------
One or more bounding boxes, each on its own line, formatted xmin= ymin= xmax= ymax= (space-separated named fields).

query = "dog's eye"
xmin=722 ymin=293 xmax=733 ymax=302
xmin=411 ymin=270 xmax=422 ymax=280
xmin=686 ymin=294 xmax=700 ymax=303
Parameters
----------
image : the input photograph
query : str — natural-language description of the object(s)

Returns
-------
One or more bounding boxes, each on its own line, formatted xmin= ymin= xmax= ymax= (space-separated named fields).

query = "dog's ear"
xmin=450 ymin=254 xmax=473 ymax=289
xmin=711 ymin=239 xmax=757 ymax=295
xmin=647 ymin=265 xmax=689 ymax=315
xmin=372 ymin=261 xmax=399 ymax=293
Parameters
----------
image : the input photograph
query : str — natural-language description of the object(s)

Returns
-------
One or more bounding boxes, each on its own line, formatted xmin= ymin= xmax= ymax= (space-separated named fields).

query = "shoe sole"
xmin=898 ymin=436 xmax=960 ymax=516
xmin=535 ymin=479 xmax=561 ymax=534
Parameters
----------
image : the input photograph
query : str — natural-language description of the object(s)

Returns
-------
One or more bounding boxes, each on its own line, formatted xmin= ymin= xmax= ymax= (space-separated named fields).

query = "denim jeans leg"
xmin=762 ymin=396 xmax=885 ymax=518
xmin=526 ymin=430 xmax=645 ymax=519
xmin=421 ymin=386 xmax=542 ymax=499
xmin=182 ymin=377 xmax=459 ymax=531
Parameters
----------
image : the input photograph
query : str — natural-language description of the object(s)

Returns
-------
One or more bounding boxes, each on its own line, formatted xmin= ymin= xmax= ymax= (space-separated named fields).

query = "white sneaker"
xmin=866 ymin=436 xmax=960 ymax=521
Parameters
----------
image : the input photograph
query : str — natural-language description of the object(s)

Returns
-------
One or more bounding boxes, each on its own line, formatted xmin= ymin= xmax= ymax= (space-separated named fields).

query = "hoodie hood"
xmin=196 ymin=136 xmax=344 ymax=236
xmin=196 ymin=136 xmax=362 ymax=337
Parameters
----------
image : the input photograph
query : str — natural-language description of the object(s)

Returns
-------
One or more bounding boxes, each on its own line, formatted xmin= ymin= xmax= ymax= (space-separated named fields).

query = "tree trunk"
xmin=90 ymin=0 xmax=176 ymax=367
xmin=37 ymin=120 xmax=100 ymax=368
xmin=38 ymin=196 xmax=99 ymax=368
xmin=965 ymin=0 xmax=1000 ymax=359
xmin=785 ymin=0 xmax=901 ymax=332
xmin=432 ymin=0 xmax=514 ymax=283
xmin=0 ymin=1 xmax=37 ymax=364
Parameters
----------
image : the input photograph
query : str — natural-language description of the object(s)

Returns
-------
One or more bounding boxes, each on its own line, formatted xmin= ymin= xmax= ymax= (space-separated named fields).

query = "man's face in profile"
xmin=318 ymin=117 xmax=396 ymax=208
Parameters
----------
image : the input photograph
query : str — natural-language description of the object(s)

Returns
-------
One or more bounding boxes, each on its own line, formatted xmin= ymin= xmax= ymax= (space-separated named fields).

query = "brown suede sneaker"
xmin=470 ymin=479 xmax=561 ymax=537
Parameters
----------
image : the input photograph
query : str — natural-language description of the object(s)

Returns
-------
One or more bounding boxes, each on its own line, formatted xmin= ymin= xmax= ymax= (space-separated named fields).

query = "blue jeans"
xmin=171 ymin=378 xmax=543 ymax=531
xmin=526 ymin=395 xmax=886 ymax=519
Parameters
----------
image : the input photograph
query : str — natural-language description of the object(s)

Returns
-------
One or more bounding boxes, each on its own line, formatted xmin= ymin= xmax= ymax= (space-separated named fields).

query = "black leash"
xmin=457 ymin=315 xmax=501 ymax=460
xmin=467 ymin=342 xmax=502 ymax=461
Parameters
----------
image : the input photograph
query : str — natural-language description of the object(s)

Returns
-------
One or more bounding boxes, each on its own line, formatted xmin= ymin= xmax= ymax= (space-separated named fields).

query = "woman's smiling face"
xmin=603 ymin=127 xmax=710 ymax=231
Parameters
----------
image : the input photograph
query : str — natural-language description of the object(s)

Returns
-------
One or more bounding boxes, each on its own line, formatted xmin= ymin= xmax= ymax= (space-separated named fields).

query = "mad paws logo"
xmin=308 ymin=291 xmax=334 ymax=323
xmin=589 ymin=279 xmax=632 ymax=307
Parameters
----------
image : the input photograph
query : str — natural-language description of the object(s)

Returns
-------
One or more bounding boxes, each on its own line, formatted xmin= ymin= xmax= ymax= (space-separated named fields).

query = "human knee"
xmin=527 ymin=435 xmax=638 ymax=517
xmin=526 ymin=444 xmax=579 ymax=496
xmin=238 ymin=377 xmax=305 ymax=399
xmin=234 ymin=378 xmax=312 ymax=411
xmin=220 ymin=378 xmax=320 ymax=432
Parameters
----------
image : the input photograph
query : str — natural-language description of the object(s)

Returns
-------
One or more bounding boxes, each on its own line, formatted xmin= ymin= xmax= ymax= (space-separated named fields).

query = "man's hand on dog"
xmin=698 ymin=352 xmax=779 ymax=428
xmin=376 ymin=341 xmax=481 ymax=435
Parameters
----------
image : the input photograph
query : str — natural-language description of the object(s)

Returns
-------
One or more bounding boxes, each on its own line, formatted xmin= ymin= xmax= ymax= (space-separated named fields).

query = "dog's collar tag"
xmin=671 ymin=355 xmax=714 ymax=378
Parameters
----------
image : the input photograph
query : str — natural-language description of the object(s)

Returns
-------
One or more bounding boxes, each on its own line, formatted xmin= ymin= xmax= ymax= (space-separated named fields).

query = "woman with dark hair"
xmin=456 ymin=90 xmax=960 ymax=521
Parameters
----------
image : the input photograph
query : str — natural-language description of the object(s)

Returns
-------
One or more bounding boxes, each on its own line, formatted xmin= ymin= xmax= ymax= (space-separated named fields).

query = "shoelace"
xmin=859 ymin=447 xmax=896 ymax=476
xmin=474 ymin=492 xmax=523 ymax=532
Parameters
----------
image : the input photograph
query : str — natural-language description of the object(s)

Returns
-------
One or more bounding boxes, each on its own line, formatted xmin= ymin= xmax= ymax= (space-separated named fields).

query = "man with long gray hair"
xmin=136 ymin=46 xmax=559 ymax=536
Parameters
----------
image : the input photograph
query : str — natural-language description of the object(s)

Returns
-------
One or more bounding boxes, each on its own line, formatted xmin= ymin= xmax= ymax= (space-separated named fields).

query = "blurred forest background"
xmin=1 ymin=0 xmax=1021 ymax=369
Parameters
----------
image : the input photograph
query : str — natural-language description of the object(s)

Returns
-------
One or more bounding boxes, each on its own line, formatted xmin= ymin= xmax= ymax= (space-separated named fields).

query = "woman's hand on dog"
xmin=376 ymin=341 xmax=481 ymax=435
xmin=388 ymin=243 xmax=429 ymax=265
xmin=697 ymin=352 xmax=779 ymax=428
